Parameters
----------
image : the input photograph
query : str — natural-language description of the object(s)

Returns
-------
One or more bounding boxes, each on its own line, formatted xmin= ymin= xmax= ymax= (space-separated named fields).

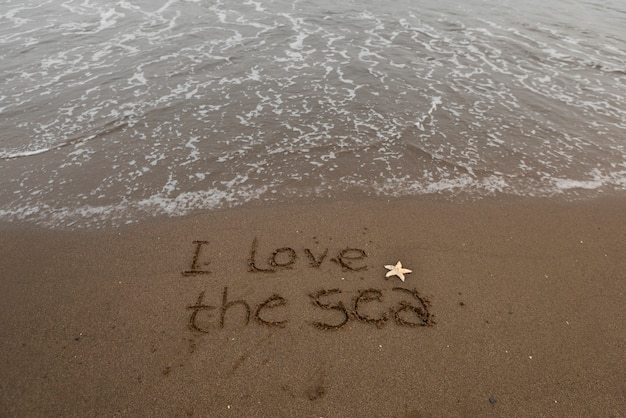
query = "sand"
xmin=1 ymin=197 xmax=625 ymax=417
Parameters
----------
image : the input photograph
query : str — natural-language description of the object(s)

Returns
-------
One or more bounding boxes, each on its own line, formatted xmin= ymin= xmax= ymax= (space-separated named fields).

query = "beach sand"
xmin=1 ymin=197 xmax=624 ymax=417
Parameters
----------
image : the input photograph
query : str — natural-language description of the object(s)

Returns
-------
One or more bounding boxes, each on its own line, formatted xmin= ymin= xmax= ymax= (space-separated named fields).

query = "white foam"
xmin=0 ymin=6 xmax=31 ymax=26
xmin=553 ymin=169 xmax=626 ymax=192
xmin=0 ymin=147 xmax=51 ymax=159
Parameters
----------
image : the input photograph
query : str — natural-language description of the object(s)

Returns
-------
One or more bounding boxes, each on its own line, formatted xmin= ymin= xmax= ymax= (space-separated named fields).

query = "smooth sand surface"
xmin=1 ymin=197 xmax=625 ymax=417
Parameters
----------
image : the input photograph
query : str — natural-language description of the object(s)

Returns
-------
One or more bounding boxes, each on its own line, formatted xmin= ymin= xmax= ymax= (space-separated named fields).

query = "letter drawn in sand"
xmin=353 ymin=288 xmax=389 ymax=327
xmin=255 ymin=294 xmax=288 ymax=328
xmin=220 ymin=287 xmax=251 ymax=328
xmin=186 ymin=291 xmax=216 ymax=333
xmin=309 ymin=289 xmax=350 ymax=330
xmin=247 ymin=238 xmax=275 ymax=273
xmin=182 ymin=240 xmax=211 ymax=276
xmin=391 ymin=287 xmax=434 ymax=327
xmin=268 ymin=247 xmax=297 ymax=269
xmin=304 ymin=248 xmax=328 ymax=268
xmin=333 ymin=248 xmax=368 ymax=271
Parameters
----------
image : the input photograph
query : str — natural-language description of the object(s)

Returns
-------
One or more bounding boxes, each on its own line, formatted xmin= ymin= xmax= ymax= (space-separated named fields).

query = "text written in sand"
xmin=181 ymin=238 xmax=434 ymax=333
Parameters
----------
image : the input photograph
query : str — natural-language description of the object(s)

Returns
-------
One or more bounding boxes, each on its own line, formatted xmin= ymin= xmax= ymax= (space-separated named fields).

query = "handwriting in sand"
xmin=181 ymin=239 xmax=434 ymax=333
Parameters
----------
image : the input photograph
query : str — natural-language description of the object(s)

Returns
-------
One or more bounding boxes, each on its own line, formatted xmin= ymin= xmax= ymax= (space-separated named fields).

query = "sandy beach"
xmin=1 ymin=197 xmax=624 ymax=417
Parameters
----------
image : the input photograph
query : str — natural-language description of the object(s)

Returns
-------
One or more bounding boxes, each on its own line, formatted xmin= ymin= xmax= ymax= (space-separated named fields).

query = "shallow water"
xmin=1 ymin=0 xmax=625 ymax=228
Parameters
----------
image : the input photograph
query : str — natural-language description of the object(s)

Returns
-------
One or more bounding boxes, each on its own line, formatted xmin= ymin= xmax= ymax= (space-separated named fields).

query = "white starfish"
xmin=385 ymin=261 xmax=412 ymax=282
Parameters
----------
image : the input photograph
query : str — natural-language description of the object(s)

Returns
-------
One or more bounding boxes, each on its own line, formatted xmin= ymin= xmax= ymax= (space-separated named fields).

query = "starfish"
xmin=384 ymin=261 xmax=412 ymax=282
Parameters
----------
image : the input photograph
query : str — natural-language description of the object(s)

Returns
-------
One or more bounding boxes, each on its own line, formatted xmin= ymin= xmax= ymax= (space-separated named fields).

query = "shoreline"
xmin=2 ymin=185 xmax=626 ymax=231
xmin=1 ymin=197 xmax=625 ymax=416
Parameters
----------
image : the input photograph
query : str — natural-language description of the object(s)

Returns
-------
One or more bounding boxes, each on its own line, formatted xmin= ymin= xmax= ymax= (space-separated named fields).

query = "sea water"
xmin=1 ymin=0 xmax=625 ymax=228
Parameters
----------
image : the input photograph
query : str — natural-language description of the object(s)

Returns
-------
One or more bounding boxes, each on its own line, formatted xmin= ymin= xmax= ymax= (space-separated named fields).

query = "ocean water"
xmin=1 ymin=0 xmax=625 ymax=228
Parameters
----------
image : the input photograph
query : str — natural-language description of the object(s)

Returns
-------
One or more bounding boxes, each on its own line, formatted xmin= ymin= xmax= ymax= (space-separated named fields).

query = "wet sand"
xmin=1 ymin=197 xmax=624 ymax=417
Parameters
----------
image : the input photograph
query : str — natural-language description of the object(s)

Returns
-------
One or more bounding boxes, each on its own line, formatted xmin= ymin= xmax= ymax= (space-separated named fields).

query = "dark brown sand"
xmin=1 ymin=197 xmax=625 ymax=417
